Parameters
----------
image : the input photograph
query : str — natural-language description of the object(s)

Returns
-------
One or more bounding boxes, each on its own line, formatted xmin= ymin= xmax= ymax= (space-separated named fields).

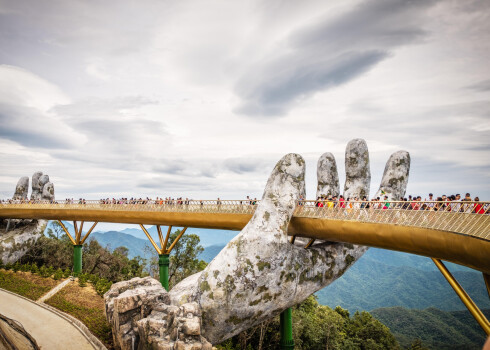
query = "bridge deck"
xmin=1 ymin=200 xmax=489 ymax=274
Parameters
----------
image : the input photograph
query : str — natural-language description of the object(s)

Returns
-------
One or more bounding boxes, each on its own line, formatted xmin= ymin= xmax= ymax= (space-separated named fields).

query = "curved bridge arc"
xmin=1 ymin=201 xmax=489 ymax=274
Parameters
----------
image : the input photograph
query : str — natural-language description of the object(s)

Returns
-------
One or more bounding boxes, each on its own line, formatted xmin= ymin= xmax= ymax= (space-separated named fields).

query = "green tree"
xmin=408 ymin=339 xmax=429 ymax=350
xmin=46 ymin=221 xmax=65 ymax=239
xmin=166 ymin=230 xmax=206 ymax=287
xmin=341 ymin=310 xmax=399 ymax=349
xmin=217 ymin=296 xmax=399 ymax=350
xmin=22 ymin=225 xmax=147 ymax=283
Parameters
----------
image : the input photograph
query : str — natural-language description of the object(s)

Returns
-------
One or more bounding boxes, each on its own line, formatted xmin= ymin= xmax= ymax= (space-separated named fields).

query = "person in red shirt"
xmin=339 ymin=195 xmax=346 ymax=208
xmin=474 ymin=197 xmax=485 ymax=214
xmin=316 ymin=197 xmax=324 ymax=207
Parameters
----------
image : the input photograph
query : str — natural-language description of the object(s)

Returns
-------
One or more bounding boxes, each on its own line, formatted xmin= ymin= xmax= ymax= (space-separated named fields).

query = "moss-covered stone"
xmin=256 ymin=285 xmax=268 ymax=294
xmin=223 ymin=275 xmax=236 ymax=293
xmin=257 ymin=261 xmax=271 ymax=271
xmin=249 ymin=299 xmax=261 ymax=306
xmin=345 ymin=254 xmax=355 ymax=267
xmin=200 ymin=280 xmax=211 ymax=292
xmin=284 ymin=272 xmax=295 ymax=282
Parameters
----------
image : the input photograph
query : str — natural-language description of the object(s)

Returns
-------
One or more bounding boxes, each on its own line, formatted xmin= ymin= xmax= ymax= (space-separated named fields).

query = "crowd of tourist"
xmin=1 ymin=193 xmax=487 ymax=214
xmin=311 ymin=192 xmax=487 ymax=213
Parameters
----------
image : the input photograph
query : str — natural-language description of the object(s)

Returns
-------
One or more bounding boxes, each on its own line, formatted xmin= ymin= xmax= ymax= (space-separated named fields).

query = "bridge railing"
xmin=1 ymin=199 xmax=489 ymax=239
xmin=294 ymin=201 xmax=490 ymax=240
xmin=0 ymin=199 xmax=259 ymax=214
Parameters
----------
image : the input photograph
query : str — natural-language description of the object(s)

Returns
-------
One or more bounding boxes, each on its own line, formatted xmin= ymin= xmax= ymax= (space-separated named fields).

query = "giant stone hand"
xmin=105 ymin=139 xmax=410 ymax=348
xmin=169 ymin=138 xmax=410 ymax=344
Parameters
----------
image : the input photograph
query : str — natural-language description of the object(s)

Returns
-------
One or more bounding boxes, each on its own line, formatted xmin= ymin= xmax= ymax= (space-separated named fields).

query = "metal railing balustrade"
xmin=1 ymin=199 xmax=489 ymax=240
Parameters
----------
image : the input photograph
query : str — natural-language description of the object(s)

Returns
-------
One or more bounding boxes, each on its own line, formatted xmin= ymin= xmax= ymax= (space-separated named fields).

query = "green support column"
xmin=73 ymin=244 xmax=83 ymax=276
xmin=280 ymin=308 xmax=294 ymax=349
xmin=159 ymin=254 xmax=170 ymax=291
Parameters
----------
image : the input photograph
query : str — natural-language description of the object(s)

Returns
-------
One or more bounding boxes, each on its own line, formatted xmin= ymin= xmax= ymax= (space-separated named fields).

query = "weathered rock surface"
xmin=39 ymin=175 xmax=49 ymax=189
xmin=1 ymin=170 xmax=55 ymax=264
xmin=343 ymin=139 xmax=371 ymax=199
xmin=27 ymin=172 xmax=55 ymax=201
xmin=13 ymin=177 xmax=29 ymax=200
xmin=30 ymin=172 xmax=43 ymax=200
xmin=42 ymin=182 xmax=55 ymax=201
xmin=106 ymin=139 xmax=410 ymax=348
xmin=375 ymin=151 xmax=410 ymax=200
xmin=105 ymin=277 xmax=212 ymax=350
xmin=0 ymin=220 xmax=46 ymax=264
xmin=0 ymin=313 xmax=40 ymax=350
xmin=316 ymin=152 xmax=340 ymax=198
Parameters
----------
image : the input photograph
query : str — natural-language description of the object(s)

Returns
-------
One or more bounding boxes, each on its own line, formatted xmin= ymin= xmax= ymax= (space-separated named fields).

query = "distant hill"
xmin=371 ymin=306 xmax=490 ymax=349
xmin=315 ymin=252 xmax=490 ymax=312
xmin=198 ymin=244 xmax=226 ymax=263
xmin=120 ymin=226 xmax=238 ymax=248
xmin=90 ymin=231 xmax=153 ymax=259
xmin=362 ymin=248 xmax=472 ymax=272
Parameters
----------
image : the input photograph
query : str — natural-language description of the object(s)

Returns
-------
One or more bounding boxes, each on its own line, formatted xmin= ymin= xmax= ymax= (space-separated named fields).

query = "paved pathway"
xmin=0 ymin=289 xmax=95 ymax=349
xmin=36 ymin=278 xmax=73 ymax=303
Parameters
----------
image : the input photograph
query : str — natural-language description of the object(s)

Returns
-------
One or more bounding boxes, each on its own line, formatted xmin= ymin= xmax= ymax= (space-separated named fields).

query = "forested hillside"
xmin=371 ymin=306 xmax=489 ymax=349
xmin=315 ymin=250 xmax=489 ymax=311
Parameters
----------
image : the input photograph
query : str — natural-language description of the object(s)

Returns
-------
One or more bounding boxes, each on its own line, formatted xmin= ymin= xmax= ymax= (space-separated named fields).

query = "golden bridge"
xmin=1 ymin=199 xmax=489 ymax=334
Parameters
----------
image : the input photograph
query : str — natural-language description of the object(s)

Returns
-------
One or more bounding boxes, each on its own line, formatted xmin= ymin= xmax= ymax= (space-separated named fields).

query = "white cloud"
xmin=0 ymin=64 xmax=70 ymax=110
xmin=0 ymin=0 xmax=489 ymax=203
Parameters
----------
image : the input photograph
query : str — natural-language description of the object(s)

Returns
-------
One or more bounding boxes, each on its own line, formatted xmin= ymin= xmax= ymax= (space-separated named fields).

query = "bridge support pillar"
xmin=432 ymin=258 xmax=490 ymax=335
xmin=280 ymin=308 xmax=294 ymax=350
xmin=73 ymin=244 xmax=83 ymax=276
xmin=159 ymin=254 xmax=170 ymax=291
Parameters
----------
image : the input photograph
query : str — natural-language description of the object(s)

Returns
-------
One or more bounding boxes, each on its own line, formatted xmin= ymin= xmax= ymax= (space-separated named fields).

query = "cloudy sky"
xmin=1 ymin=0 xmax=489 ymax=201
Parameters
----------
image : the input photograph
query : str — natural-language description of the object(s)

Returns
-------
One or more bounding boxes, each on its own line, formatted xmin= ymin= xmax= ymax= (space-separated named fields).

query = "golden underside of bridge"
xmin=1 ymin=206 xmax=489 ymax=275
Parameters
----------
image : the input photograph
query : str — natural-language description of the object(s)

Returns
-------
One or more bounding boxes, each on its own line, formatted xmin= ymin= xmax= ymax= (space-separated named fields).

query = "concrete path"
xmin=37 ymin=278 xmax=73 ymax=303
xmin=0 ymin=289 xmax=95 ymax=349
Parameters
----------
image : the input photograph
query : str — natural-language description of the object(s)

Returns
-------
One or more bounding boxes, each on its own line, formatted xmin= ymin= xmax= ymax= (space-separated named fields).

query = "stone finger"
xmin=245 ymin=153 xmax=305 ymax=238
xmin=13 ymin=177 xmax=29 ymax=200
xmin=343 ymin=138 xmax=371 ymax=199
xmin=316 ymin=152 xmax=340 ymax=199
xmin=30 ymin=172 xmax=43 ymax=200
xmin=375 ymin=150 xmax=410 ymax=200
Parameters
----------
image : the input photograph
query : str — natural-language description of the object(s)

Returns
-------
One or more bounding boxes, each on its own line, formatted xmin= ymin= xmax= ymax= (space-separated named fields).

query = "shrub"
xmin=30 ymin=263 xmax=39 ymax=274
xmin=95 ymin=278 xmax=112 ymax=296
xmin=46 ymin=266 xmax=55 ymax=277
xmin=53 ymin=268 xmax=63 ymax=280
xmin=63 ymin=268 xmax=71 ymax=278
xmin=78 ymin=273 xmax=89 ymax=287
xmin=89 ymin=274 xmax=99 ymax=284
xmin=39 ymin=265 xmax=51 ymax=278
